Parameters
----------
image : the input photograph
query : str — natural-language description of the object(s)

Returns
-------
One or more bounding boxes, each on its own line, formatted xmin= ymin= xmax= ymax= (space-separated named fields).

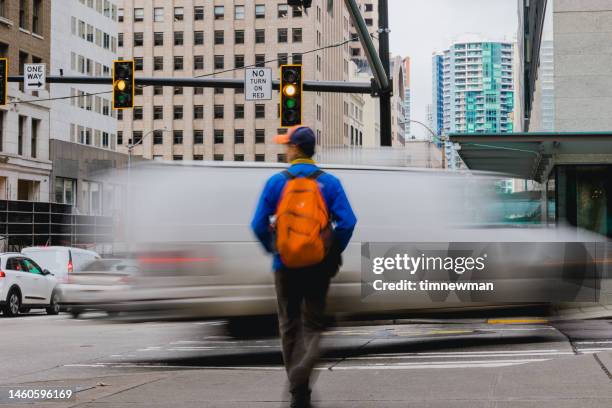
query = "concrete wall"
xmin=553 ymin=0 xmax=612 ymax=131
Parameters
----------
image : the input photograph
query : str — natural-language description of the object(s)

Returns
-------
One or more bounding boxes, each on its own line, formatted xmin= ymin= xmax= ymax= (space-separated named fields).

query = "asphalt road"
xmin=1 ymin=312 xmax=612 ymax=407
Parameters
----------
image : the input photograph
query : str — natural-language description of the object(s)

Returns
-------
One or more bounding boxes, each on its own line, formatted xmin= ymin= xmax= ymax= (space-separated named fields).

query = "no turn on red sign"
xmin=245 ymin=68 xmax=272 ymax=101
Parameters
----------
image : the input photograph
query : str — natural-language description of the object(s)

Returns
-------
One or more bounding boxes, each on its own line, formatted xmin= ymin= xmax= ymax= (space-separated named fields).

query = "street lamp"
xmin=401 ymin=119 xmax=446 ymax=169
xmin=125 ymin=128 xmax=168 ymax=251
xmin=127 ymin=127 xmax=168 ymax=172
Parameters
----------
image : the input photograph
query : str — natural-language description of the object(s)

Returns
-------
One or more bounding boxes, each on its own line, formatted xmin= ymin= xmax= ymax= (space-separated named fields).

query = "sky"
xmin=387 ymin=0 xmax=518 ymax=139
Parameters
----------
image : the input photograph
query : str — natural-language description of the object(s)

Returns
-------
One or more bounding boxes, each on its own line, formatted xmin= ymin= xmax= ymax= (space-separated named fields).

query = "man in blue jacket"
xmin=251 ymin=126 xmax=357 ymax=408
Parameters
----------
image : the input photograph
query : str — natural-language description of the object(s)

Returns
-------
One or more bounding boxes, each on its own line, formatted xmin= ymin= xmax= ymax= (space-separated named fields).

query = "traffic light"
xmin=112 ymin=60 xmax=134 ymax=109
xmin=280 ymin=65 xmax=303 ymax=128
xmin=0 ymin=58 xmax=7 ymax=106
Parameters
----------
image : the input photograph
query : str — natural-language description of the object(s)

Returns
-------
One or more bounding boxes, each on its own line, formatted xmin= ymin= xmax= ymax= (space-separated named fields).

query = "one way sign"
xmin=24 ymin=63 xmax=46 ymax=91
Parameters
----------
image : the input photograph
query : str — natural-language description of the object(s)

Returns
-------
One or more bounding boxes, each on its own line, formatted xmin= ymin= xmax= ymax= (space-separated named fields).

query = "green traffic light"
xmin=285 ymin=98 xmax=296 ymax=109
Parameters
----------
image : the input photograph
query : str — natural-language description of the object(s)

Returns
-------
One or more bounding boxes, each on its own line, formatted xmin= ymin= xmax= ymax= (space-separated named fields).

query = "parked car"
xmin=0 ymin=253 xmax=60 ymax=316
xmin=21 ymin=246 xmax=100 ymax=283
xmin=58 ymin=258 xmax=138 ymax=318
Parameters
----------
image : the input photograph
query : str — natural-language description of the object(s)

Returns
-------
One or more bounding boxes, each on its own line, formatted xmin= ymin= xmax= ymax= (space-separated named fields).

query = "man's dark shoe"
xmin=289 ymin=389 xmax=311 ymax=408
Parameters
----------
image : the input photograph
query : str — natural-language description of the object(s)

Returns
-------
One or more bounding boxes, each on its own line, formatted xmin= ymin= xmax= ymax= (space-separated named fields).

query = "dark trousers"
xmin=274 ymin=260 xmax=337 ymax=395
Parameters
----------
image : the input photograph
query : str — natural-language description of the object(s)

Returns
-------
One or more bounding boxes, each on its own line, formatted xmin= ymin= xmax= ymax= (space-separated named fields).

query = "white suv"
xmin=0 ymin=253 xmax=60 ymax=317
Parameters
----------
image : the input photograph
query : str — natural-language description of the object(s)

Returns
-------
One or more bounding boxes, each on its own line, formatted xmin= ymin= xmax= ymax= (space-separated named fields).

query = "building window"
xmin=151 ymin=32 xmax=163 ymax=46
xmin=133 ymin=7 xmax=144 ymax=22
xmin=154 ymin=7 xmax=164 ymax=22
xmin=234 ymin=5 xmax=244 ymax=20
xmin=173 ymin=130 xmax=183 ymax=144
xmin=194 ymin=55 xmax=204 ymax=70
xmin=214 ymin=105 xmax=224 ymax=119
xmin=255 ymin=54 xmax=265 ymax=67
xmin=255 ymin=4 xmax=265 ymax=18
xmin=235 ymin=30 xmax=245 ymax=44
xmin=30 ymin=118 xmax=39 ymax=158
xmin=133 ymin=106 xmax=143 ymax=120
xmin=235 ymin=104 xmax=244 ymax=119
xmin=255 ymin=154 xmax=265 ymax=162
xmin=293 ymin=7 xmax=302 ymax=17
xmin=32 ymin=0 xmax=42 ymax=34
xmin=278 ymin=4 xmax=288 ymax=18
xmin=134 ymin=32 xmax=143 ymax=46
xmin=215 ymin=6 xmax=224 ymax=20
xmin=194 ymin=105 xmax=204 ymax=119
xmin=55 ymin=177 xmax=75 ymax=205
xmin=194 ymin=6 xmax=204 ymax=21
xmin=194 ymin=30 xmax=204 ymax=45
xmin=277 ymin=154 xmax=287 ymax=163
xmin=214 ymin=55 xmax=224 ymax=69
xmin=131 ymin=130 xmax=142 ymax=146
xmin=214 ymin=87 xmax=224 ymax=94
xmin=174 ymin=86 xmax=183 ymax=95
xmin=174 ymin=56 xmax=183 ymax=70
xmin=173 ymin=155 xmax=183 ymax=161
xmin=292 ymin=53 xmax=302 ymax=64
xmin=278 ymin=53 xmax=288 ymax=67
xmin=194 ymin=87 xmax=203 ymax=95
xmin=117 ymin=131 xmax=123 ymax=145
xmin=153 ymin=56 xmax=163 ymax=70
xmin=153 ymin=130 xmax=163 ymax=144
xmin=255 ymin=29 xmax=265 ymax=44
xmin=214 ymin=30 xmax=224 ymax=45
xmin=214 ymin=154 xmax=223 ymax=161
xmin=193 ymin=154 xmax=203 ymax=161
xmin=153 ymin=105 xmax=163 ymax=120
xmin=174 ymin=7 xmax=184 ymax=21
xmin=174 ymin=31 xmax=184 ymax=46
xmin=194 ymin=130 xmax=204 ymax=144
xmin=134 ymin=57 xmax=143 ymax=71
xmin=255 ymin=129 xmax=265 ymax=143
xmin=19 ymin=0 xmax=28 ymax=29
xmin=234 ymin=154 xmax=244 ymax=162
xmin=173 ymin=105 xmax=183 ymax=120
xmin=214 ymin=130 xmax=223 ymax=144
xmin=234 ymin=54 xmax=244 ymax=68
xmin=278 ymin=28 xmax=288 ymax=43
xmin=255 ymin=104 xmax=265 ymax=119
xmin=234 ymin=129 xmax=244 ymax=144
xmin=292 ymin=28 xmax=302 ymax=43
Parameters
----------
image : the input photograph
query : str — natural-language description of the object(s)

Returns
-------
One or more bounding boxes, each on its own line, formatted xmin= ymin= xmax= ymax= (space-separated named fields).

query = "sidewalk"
xmin=16 ymin=351 xmax=612 ymax=408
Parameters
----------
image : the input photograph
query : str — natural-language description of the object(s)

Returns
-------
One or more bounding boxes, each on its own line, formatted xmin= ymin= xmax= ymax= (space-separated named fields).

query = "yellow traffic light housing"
xmin=112 ymin=60 xmax=134 ymax=109
xmin=280 ymin=65 xmax=303 ymax=127
xmin=0 ymin=58 xmax=7 ymax=106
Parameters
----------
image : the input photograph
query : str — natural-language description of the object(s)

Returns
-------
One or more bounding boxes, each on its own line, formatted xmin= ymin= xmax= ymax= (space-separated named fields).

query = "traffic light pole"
xmin=7 ymin=76 xmax=373 ymax=94
xmin=378 ymin=0 xmax=393 ymax=147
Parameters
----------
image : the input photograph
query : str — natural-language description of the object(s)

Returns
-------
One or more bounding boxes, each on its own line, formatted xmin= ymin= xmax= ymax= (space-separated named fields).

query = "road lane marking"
xmin=487 ymin=318 xmax=548 ymax=324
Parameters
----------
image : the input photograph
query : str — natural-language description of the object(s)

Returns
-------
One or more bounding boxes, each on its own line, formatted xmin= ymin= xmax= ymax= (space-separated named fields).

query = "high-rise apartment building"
xmin=438 ymin=39 xmax=514 ymax=135
xmin=0 ymin=0 xmax=52 ymax=201
xmin=50 ymin=0 xmax=119 ymax=214
xmin=431 ymin=53 xmax=444 ymax=136
xmin=117 ymin=1 xmax=355 ymax=162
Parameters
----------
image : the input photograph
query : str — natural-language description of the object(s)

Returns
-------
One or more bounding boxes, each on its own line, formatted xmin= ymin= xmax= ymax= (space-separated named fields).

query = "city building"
xmin=349 ymin=1 xmax=378 ymax=70
xmin=390 ymin=55 xmax=406 ymax=146
xmin=50 ymin=0 xmax=120 ymax=215
xmin=402 ymin=56 xmax=411 ymax=138
xmin=117 ymin=1 xmax=357 ymax=163
xmin=0 ymin=0 xmax=52 ymax=201
xmin=431 ymin=52 xmax=444 ymax=136
xmin=438 ymin=38 xmax=514 ymax=135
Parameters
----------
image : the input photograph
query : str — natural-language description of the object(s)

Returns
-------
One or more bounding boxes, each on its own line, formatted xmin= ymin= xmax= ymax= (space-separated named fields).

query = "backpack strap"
xmin=282 ymin=170 xmax=297 ymax=180
xmin=307 ymin=169 xmax=325 ymax=180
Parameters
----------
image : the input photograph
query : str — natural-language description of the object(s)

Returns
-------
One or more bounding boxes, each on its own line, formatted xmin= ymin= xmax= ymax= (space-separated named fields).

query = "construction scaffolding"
xmin=0 ymin=199 xmax=114 ymax=253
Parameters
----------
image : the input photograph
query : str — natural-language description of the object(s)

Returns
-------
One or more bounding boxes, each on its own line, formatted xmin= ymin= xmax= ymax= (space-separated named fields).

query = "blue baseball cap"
xmin=274 ymin=126 xmax=316 ymax=153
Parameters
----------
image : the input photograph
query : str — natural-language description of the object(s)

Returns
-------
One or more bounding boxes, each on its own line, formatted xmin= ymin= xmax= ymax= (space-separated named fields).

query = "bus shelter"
xmin=449 ymin=132 xmax=612 ymax=238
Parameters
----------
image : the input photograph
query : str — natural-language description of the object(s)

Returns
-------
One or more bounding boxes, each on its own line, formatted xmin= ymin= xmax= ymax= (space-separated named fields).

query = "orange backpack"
xmin=275 ymin=170 xmax=331 ymax=268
